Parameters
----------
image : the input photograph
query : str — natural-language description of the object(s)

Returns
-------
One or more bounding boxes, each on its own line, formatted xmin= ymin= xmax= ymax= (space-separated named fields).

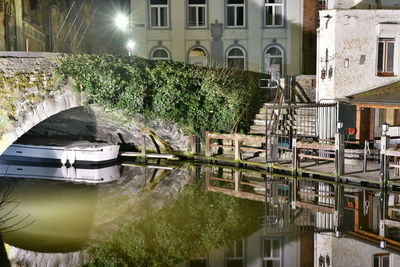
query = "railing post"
xmin=292 ymin=138 xmax=298 ymax=176
xmin=234 ymin=135 xmax=241 ymax=161
xmin=335 ymin=132 xmax=345 ymax=177
xmin=380 ymin=134 xmax=390 ymax=186
xmin=205 ymin=131 xmax=211 ymax=157
xmin=363 ymin=140 xmax=368 ymax=173
xmin=189 ymin=136 xmax=197 ymax=154
xmin=234 ymin=170 xmax=240 ymax=192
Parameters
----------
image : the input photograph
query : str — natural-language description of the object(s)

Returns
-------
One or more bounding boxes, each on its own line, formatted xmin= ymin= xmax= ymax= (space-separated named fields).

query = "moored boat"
xmin=0 ymin=139 xmax=120 ymax=166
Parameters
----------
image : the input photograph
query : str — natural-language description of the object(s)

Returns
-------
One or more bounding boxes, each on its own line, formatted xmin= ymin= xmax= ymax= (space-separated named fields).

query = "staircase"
xmin=242 ymin=76 xmax=317 ymax=161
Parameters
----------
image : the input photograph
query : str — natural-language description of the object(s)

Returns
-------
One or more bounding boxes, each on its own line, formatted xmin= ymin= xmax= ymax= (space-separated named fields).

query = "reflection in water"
xmin=2 ymin=163 xmax=400 ymax=266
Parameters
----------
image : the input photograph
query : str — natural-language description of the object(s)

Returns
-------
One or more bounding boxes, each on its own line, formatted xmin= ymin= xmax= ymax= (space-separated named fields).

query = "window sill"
xmin=377 ymin=73 xmax=396 ymax=77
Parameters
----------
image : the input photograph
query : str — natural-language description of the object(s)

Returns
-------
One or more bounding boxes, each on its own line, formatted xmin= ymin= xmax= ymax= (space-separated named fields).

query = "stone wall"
xmin=0 ymin=52 xmax=190 ymax=154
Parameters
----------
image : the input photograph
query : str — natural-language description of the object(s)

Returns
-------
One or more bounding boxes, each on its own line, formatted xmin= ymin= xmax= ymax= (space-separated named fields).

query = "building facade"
xmin=0 ymin=0 xmax=97 ymax=53
xmin=130 ymin=0 xmax=310 ymax=77
xmin=316 ymin=0 xmax=400 ymax=139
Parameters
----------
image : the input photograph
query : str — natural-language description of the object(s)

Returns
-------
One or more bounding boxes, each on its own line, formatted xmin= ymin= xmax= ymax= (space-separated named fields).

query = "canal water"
xmin=1 ymin=162 xmax=400 ymax=266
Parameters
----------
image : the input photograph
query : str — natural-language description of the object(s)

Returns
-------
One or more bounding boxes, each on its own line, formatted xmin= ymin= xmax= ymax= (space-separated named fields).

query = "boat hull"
xmin=1 ymin=143 xmax=120 ymax=166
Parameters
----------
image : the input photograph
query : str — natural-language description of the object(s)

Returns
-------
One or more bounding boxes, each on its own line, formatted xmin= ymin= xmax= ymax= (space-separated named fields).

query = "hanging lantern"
xmin=328 ymin=66 xmax=333 ymax=78
xmin=321 ymin=69 xmax=326 ymax=79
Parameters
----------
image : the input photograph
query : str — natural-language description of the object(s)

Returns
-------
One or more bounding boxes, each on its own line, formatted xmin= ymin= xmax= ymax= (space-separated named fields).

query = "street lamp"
xmin=126 ymin=40 xmax=135 ymax=56
xmin=114 ymin=13 xmax=129 ymax=31
xmin=382 ymin=122 xmax=390 ymax=136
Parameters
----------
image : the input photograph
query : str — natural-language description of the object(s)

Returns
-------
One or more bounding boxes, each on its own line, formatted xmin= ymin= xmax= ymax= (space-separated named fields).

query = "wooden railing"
xmin=292 ymin=132 xmax=344 ymax=176
xmin=204 ymin=131 xmax=265 ymax=161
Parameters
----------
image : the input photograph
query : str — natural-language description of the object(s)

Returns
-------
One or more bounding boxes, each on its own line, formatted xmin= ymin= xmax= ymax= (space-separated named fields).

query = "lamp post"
xmin=114 ymin=13 xmax=134 ymax=55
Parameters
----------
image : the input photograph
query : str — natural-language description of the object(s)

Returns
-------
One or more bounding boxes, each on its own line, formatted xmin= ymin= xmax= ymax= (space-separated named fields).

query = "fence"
xmin=266 ymin=103 xmax=338 ymax=163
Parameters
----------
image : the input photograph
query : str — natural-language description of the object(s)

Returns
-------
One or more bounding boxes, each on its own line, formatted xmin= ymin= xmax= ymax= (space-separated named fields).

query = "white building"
xmin=316 ymin=233 xmax=400 ymax=267
xmin=316 ymin=0 xmax=400 ymax=140
xmin=130 ymin=0 xmax=306 ymax=77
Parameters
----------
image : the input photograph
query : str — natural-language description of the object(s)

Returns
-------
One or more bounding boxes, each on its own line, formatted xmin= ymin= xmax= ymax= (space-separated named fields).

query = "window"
xmin=373 ymin=253 xmax=389 ymax=267
xmin=378 ymin=38 xmax=395 ymax=76
xmin=151 ymin=47 xmax=170 ymax=60
xmin=226 ymin=0 xmax=245 ymax=27
xmin=188 ymin=0 xmax=207 ymax=28
xmin=265 ymin=46 xmax=284 ymax=78
xmin=30 ymin=0 xmax=38 ymax=10
xmin=225 ymin=240 xmax=244 ymax=267
xmin=150 ymin=0 xmax=169 ymax=28
xmin=188 ymin=47 xmax=208 ymax=66
xmin=227 ymin=47 xmax=246 ymax=70
xmin=264 ymin=0 xmax=284 ymax=27
xmin=263 ymin=238 xmax=282 ymax=267
xmin=318 ymin=0 xmax=326 ymax=10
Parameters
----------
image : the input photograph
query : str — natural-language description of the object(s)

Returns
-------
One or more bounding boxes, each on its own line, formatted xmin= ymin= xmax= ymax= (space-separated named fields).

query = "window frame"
xmin=262 ymin=238 xmax=283 ymax=267
xmin=225 ymin=239 xmax=244 ymax=267
xmin=150 ymin=46 xmax=171 ymax=60
xmin=264 ymin=44 xmax=285 ymax=78
xmin=226 ymin=45 xmax=246 ymax=70
xmin=226 ymin=0 xmax=246 ymax=28
xmin=188 ymin=46 xmax=209 ymax=66
xmin=187 ymin=0 xmax=207 ymax=29
xmin=377 ymin=38 xmax=395 ymax=76
xmin=373 ymin=253 xmax=390 ymax=267
xmin=149 ymin=0 xmax=169 ymax=29
xmin=264 ymin=0 xmax=285 ymax=28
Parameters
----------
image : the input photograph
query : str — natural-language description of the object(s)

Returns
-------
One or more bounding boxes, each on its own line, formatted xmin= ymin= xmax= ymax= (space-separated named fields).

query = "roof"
xmin=347 ymin=81 xmax=400 ymax=106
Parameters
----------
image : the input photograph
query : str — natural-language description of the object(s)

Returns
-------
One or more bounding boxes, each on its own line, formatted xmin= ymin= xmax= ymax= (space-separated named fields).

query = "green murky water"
xmin=1 ymin=162 xmax=400 ymax=267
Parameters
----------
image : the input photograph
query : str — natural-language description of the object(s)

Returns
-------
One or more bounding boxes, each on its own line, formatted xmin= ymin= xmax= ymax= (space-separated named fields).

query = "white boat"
xmin=0 ymin=162 xmax=120 ymax=184
xmin=0 ymin=139 xmax=120 ymax=166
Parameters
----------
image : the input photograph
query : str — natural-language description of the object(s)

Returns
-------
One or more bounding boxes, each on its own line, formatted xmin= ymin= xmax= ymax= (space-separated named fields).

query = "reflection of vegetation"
xmin=0 ymin=186 xmax=34 ymax=233
xmin=85 ymin=184 xmax=262 ymax=267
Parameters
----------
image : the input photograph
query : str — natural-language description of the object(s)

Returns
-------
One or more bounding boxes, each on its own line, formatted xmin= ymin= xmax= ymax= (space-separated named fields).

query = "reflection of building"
xmin=131 ymin=0 xmax=320 ymax=76
xmin=316 ymin=0 xmax=400 ymax=140
xmin=177 ymin=229 xmax=314 ymax=267
xmin=0 ymin=0 xmax=98 ymax=53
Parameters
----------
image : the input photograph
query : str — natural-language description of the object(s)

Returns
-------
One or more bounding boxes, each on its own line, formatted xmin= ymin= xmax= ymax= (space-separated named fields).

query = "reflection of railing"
xmin=204 ymin=167 xmax=265 ymax=201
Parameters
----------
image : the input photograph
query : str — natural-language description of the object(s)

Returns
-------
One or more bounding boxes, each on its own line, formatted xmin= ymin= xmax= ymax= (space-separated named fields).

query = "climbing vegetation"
xmin=56 ymin=55 xmax=267 ymax=136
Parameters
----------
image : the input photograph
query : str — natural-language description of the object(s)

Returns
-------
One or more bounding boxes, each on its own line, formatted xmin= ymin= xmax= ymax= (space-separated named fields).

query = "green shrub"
xmin=56 ymin=55 xmax=267 ymax=136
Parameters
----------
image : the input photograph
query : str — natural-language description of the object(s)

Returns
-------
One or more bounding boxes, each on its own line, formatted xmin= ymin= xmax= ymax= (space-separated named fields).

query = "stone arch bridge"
xmin=0 ymin=52 xmax=189 ymax=154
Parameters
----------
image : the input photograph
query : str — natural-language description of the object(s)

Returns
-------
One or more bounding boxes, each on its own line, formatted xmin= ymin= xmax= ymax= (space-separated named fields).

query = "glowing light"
xmin=126 ymin=40 xmax=135 ymax=51
xmin=115 ymin=13 xmax=129 ymax=31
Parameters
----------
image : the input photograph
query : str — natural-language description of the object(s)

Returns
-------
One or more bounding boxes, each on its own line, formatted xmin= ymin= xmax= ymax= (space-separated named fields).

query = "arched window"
xmin=227 ymin=47 xmax=246 ymax=70
xmin=151 ymin=47 xmax=170 ymax=60
xmin=264 ymin=45 xmax=284 ymax=78
xmin=188 ymin=47 xmax=208 ymax=66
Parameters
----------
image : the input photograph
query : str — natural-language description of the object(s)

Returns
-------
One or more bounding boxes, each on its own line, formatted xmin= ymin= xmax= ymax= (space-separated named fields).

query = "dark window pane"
xmin=272 ymin=239 xmax=280 ymax=257
xmin=153 ymin=49 xmax=169 ymax=58
xmin=151 ymin=0 xmax=167 ymax=4
xmin=30 ymin=0 xmax=37 ymax=10
xmin=275 ymin=6 xmax=283 ymax=25
xmin=267 ymin=47 xmax=281 ymax=55
xmin=264 ymin=239 xmax=271 ymax=257
xmin=189 ymin=6 xmax=196 ymax=26
xmin=160 ymin=7 xmax=168 ymax=26
xmin=373 ymin=256 xmax=379 ymax=267
xmin=151 ymin=8 xmax=158 ymax=26
xmin=378 ymin=42 xmax=384 ymax=72
xmin=226 ymin=244 xmax=235 ymax=258
xmin=383 ymin=255 xmax=390 ymax=267
xmin=226 ymin=259 xmax=243 ymax=267
xmin=189 ymin=259 xmax=207 ymax=267
xmin=189 ymin=0 xmax=206 ymax=4
xmin=236 ymin=240 xmax=243 ymax=257
xmin=237 ymin=6 xmax=244 ymax=26
xmin=228 ymin=0 xmax=244 ymax=3
xmin=387 ymin=42 xmax=394 ymax=72
xmin=198 ymin=6 xmax=205 ymax=26
xmin=266 ymin=6 xmax=273 ymax=25
xmin=227 ymin=6 xmax=235 ymax=26
xmin=266 ymin=0 xmax=282 ymax=3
